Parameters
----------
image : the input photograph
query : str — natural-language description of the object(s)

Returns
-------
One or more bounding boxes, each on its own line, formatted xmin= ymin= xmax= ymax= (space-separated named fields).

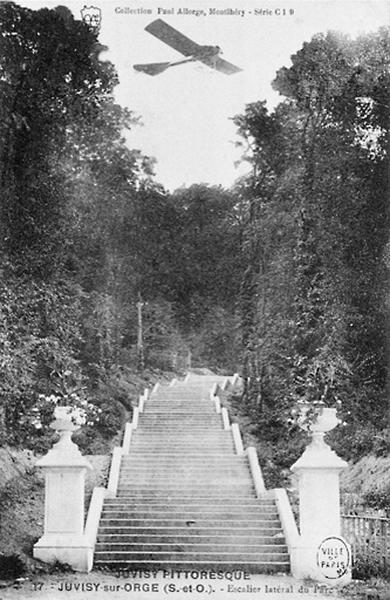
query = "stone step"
xmin=123 ymin=450 xmax=238 ymax=462
xmin=134 ymin=428 xmax=224 ymax=432
xmin=123 ymin=451 xmax=242 ymax=459
xmin=130 ymin=440 xmax=229 ymax=444
xmin=92 ymin=560 xmax=290 ymax=574
xmin=140 ymin=411 xmax=220 ymax=415
xmin=141 ymin=416 xmax=218 ymax=420
xmin=106 ymin=497 xmax=267 ymax=504
xmin=129 ymin=445 xmax=235 ymax=451
xmin=130 ymin=439 xmax=231 ymax=444
xmin=137 ymin=423 xmax=222 ymax=428
xmin=119 ymin=473 xmax=252 ymax=479
xmin=139 ymin=414 xmax=218 ymax=418
xmin=93 ymin=551 xmax=289 ymax=562
xmin=102 ymin=502 xmax=276 ymax=513
xmin=119 ymin=470 xmax=251 ymax=477
xmin=138 ymin=424 xmax=221 ymax=427
xmin=123 ymin=454 xmax=239 ymax=459
xmin=92 ymin=559 xmax=290 ymax=573
xmin=138 ymin=422 xmax=220 ymax=426
xmin=103 ymin=502 xmax=275 ymax=513
xmin=97 ymin=526 xmax=282 ymax=536
xmin=139 ymin=418 xmax=220 ymax=422
xmin=130 ymin=441 xmax=233 ymax=446
xmin=138 ymin=421 xmax=219 ymax=424
xmin=116 ymin=491 xmax=256 ymax=499
xmin=121 ymin=462 xmax=246 ymax=468
xmin=119 ymin=474 xmax=251 ymax=479
xmin=96 ymin=534 xmax=285 ymax=544
xmin=130 ymin=439 xmax=233 ymax=444
xmin=133 ymin=431 xmax=228 ymax=437
xmin=138 ymin=419 xmax=221 ymax=424
xmin=143 ymin=403 xmax=214 ymax=408
xmin=149 ymin=400 xmax=214 ymax=404
xmin=121 ymin=458 xmax=246 ymax=464
xmin=99 ymin=518 xmax=280 ymax=527
xmin=142 ymin=411 xmax=217 ymax=416
xmin=95 ymin=543 xmax=288 ymax=553
xmin=121 ymin=463 xmax=244 ymax=468
xmin=130 ymin=438 xmax=231 ymax=442
xmin=144 ymin=397 xmax=214 ymax=401
xmin=101 ymin=510 xmax=278 ymax=520
xmin=133 ymin=428 xmax=224 ymax=432
xmin=128 ymin=447 xmax=234 ymax=451
xmin=116 ymin=486 xmax=256 ymax=494
xmin=121 ymin=464 xmax=245 ymax=469
xmin=119 ymin=480 xmax=254 ymax=487
xmin=103 ymin=497 xmax=272 ymax=506
xmin=120 ymin=461 xmax=249 ymax=467
xmin=117 ymin=486 xmax=256 ymax=501
xmin=139 ymin=416 xmax=220 ymax=420
xmin=121 ymin=455 xmax=246 ymax=462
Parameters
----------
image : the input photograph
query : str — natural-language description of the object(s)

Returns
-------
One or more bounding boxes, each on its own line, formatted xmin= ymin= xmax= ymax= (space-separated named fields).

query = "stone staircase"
xmin=94 ymin=374 xmax=290 ymax=572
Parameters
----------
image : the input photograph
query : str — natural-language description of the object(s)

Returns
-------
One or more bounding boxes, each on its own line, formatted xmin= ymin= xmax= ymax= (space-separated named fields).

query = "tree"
xmin=234 ymin=28 xmax=390 ymax=461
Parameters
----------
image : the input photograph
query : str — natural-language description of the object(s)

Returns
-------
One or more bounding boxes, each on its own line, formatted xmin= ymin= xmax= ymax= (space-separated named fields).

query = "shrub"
xmin=352 ymin=554 xmax=390 ymax=581
xmin=0 ymin=554 xmax=26 ymax=580
xmin=362 ymin=485 xmax=390 ymax=516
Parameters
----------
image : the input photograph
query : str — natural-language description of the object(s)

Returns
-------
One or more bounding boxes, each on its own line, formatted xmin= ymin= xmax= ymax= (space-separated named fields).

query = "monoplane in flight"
xmin=133 ymin=19 xmax=242 ymax=76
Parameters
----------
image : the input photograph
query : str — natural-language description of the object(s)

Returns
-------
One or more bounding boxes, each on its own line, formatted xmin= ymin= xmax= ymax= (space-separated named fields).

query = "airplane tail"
xmin=133 ymin=62 xmax=171 ymax=76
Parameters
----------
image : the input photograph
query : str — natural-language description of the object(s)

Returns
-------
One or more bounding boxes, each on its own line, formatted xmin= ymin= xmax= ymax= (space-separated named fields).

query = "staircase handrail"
xmin=122 ymin=422 xmax=133 ymax=453
xmin=231 ymin=422 xmax=244 ymax=455
xmin=106 ymin=446 xmax=123 ymax=498
xmin=221 ymin=406 xmax=230 ymax=429
xmin=213 ymin=395 xmax=221 ymax=413
xmin=273 ymin=488 xmax=300 ymax=547
xmin=247 ymin=446 xmax=265 ymax=495
xmin=85 ymin=486 xmax=106 ymax=546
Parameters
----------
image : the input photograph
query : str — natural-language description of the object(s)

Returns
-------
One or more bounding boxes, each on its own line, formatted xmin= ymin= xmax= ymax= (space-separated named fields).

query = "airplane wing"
xmin=145 ymin=19 xmax=201 ymax=57
xmin=201 ymin=56 xmax=242 ymax=75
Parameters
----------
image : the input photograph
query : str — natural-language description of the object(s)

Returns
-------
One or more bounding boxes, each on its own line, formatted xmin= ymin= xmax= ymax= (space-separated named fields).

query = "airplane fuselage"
xmin=194 ymin=45 xmax=221 ymax=60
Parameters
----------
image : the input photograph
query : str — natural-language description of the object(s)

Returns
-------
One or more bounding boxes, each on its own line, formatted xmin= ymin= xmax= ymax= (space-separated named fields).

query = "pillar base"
xmin=33 ymin=534 xmax=93 ymax=572
xmin=290 ymin=536 xmax=352 ymax=585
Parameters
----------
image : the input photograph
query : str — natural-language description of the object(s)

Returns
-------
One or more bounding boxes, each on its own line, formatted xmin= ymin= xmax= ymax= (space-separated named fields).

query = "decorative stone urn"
xmin=49 ymin=405 xmax=86 ymax=447
xmin=290 ymin=403 xmax=351 ymax=584
xmin=33 ymin=405 xmax=93 ymax=572
xmin=297 ymin=403 xmax=341 ymax=453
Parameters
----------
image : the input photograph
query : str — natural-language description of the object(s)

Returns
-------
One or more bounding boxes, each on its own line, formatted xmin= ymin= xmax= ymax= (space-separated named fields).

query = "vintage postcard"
xmin=0 ymin=0 xmax=389 ymax=599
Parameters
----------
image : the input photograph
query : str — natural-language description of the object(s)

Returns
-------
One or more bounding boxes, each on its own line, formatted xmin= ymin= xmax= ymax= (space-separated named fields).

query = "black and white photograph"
xmin=0 ymin=1 xmax=390 ymax=598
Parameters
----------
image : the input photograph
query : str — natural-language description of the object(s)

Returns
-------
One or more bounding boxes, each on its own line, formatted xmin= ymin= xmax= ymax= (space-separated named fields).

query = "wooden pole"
xmin=136 ymin=298 xmax=144 ymax=372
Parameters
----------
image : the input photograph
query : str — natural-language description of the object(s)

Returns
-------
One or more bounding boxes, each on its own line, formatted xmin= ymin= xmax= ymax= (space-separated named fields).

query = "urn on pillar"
xmin=290 ymin=404 xmax=351 ymax=584
xmin=33 ymin=406 xmax=93 ymax=572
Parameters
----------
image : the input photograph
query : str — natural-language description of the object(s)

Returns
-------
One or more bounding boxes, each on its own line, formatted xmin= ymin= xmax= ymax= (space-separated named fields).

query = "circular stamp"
xmin=316 ymin=536 xmax=351 ymax=579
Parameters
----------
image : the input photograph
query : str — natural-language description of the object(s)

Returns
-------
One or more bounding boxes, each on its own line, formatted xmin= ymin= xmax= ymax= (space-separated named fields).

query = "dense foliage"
xmin=0 ymin=2 xmax=170 ymax=448
xmin=0 ymin=3 xmax=242 ymax=449
xmin=233 ymin=29 xmax=390 ymax=465
xmin=1 ymin=1 xmax=389 ymax=470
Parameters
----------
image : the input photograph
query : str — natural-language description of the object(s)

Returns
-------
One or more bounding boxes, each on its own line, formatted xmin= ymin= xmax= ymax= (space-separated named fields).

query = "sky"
xmin=19 ymin=0 xmax=390 ymax=190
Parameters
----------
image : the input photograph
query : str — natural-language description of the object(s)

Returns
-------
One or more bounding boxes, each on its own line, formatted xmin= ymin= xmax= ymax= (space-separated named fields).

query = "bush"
xmin=352 ymin=555 xmax=390 ymax=581
xmin=362 ymin=485 xmax=390 ymax=516
xmin=0 ymin=554 xmax=26 ymax=580
xmin=330 ymin=424 xmax=377 ymax=462
xmin=72 ymin=399 xmax=126 ymax=454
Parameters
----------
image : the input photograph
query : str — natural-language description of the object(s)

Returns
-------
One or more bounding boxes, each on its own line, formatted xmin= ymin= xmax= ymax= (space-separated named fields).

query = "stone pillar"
xmin=290 ymin=407 xmax=352 ymax=584
xmin=33 ymin=411 xmax=93 ymax=572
